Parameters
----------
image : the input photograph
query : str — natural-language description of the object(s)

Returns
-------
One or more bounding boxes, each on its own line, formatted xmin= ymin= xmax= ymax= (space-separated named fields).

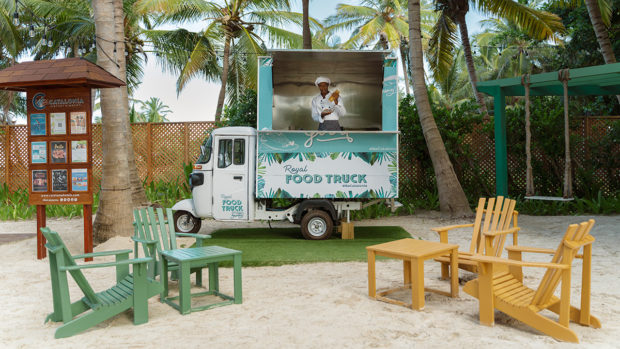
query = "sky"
xmin=130 ymin=1 xmax=487 ymax=122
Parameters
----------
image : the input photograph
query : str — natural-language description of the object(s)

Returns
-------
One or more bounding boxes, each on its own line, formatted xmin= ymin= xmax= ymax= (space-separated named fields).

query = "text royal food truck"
xmin=172 ymin=50 xmax=399 ymax=239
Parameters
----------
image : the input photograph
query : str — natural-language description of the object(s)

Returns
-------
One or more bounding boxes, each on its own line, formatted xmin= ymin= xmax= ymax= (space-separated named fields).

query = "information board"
xmin=27 ymin=87 xmax=93 ymax=205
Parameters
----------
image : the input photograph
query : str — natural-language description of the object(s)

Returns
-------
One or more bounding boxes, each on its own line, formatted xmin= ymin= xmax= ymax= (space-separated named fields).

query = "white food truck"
xmin=172 ymin=50 xmax=399 ymax=239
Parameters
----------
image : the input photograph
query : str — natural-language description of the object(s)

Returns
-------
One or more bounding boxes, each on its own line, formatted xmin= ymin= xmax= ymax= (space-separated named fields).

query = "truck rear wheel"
xmin=300 ymin=210 xmax=333 ymax=240
xmin=173 ymin=211 xmax=202 ymax=235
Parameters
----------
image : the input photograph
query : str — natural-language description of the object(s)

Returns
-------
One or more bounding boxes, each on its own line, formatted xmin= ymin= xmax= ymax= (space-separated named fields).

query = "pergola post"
xmin=493 ymin=87 xmax=508 ymax=196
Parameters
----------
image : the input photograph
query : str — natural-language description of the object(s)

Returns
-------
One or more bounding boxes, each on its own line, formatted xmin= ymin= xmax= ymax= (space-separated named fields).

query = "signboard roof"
xmin=0 ymin=58 xmax=126 ymax=91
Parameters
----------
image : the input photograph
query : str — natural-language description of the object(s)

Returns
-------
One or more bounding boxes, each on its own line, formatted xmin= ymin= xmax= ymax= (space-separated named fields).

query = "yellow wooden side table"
xmin=367 ymin=238 xmax=459 ymax=310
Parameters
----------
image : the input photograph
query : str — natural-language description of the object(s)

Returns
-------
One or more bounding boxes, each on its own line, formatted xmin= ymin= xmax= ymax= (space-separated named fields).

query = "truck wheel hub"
xmin=178 ymin=216 xmax=194 ymax=232
xmin=308 ymin=217 xmax=327 ymax=236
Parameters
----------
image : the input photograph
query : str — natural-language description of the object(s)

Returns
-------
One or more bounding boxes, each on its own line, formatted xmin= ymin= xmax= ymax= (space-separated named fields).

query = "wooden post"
xmin=84 ymin=204 xmax=93 ymax=261
xmin=493 ymin=87 xmax=508 ymax=197
xmin=184 ymin=123 xmax=189 ymax=165
xmin=146 ymin=123 xmax=152 ymax=183
xmin=36 ymin=205 xmax=46 ymax=259
xmin=4 ymin=125 xmax=10 ymax=189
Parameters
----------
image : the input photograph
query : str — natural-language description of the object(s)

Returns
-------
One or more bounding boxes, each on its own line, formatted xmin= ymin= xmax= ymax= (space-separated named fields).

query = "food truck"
xmin=172 ymin=50 xmax=399 ymax=239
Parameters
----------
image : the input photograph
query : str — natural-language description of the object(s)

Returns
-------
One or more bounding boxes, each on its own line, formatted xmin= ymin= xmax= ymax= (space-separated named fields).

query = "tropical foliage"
xmin=136 ymin=0 xmax=312 ymax=121
xmin=132 ymin=96 xmax=172 ymax=122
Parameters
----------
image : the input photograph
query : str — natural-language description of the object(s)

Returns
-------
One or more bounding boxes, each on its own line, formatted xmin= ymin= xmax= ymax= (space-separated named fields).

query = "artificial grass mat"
xmin=191 ymin=226 xmax=411 ymax=267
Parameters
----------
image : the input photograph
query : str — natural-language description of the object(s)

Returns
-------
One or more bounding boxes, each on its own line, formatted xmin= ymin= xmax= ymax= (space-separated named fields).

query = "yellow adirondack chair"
xmin=463 ymin=219 xmax=601 ymax=343
xmin=432 ymin=196 xmax=519 ymax=279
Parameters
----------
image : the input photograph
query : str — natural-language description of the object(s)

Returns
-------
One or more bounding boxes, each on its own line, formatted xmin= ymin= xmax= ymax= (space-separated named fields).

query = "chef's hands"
xmin=331 ymin=91 xmax=340 ymax=105
xmin=321 ymin=109 xmax=332 ymax=118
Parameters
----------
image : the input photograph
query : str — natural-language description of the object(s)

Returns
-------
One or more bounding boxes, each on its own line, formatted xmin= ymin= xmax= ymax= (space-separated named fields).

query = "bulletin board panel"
xmin=26 ymin=87 xmax=93 ymax=205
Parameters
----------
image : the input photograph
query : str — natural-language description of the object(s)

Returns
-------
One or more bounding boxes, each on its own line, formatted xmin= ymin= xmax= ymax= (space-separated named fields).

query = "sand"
xmin=0 ymin=212 xmax=619 ymax=348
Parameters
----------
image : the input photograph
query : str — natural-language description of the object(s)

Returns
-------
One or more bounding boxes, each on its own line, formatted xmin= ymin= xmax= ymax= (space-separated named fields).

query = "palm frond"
xmin=427 ymin=11 xmax=458 ymax=84
xmin=474 ymin=0 xmax=565 ymax=41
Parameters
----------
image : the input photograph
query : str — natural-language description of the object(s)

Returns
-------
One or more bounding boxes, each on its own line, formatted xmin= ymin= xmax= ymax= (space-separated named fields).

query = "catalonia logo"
xmin=32 ymin=92 xmax=46 ymax=110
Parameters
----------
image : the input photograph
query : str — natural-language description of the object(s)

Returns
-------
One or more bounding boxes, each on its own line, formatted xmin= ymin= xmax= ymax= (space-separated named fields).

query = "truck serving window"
xmin=196 ymin=136 xmax=212 ymax=164
xmin=233 ymin=139 xmax=245 ymax=165
xmin=218 ymin=139 xmax=233 ymax=168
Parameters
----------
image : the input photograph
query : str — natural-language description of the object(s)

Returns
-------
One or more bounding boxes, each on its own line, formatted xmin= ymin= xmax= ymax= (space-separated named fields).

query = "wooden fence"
xmin=1 ymin=117 xmax=618 ymax=196
xmin=1 ymin=121 xmax=216 ymax=191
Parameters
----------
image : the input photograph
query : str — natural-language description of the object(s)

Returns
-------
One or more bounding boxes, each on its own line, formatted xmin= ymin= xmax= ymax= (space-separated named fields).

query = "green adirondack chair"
xmin=133 ymin=207 xmax=211 ymax=284
xmin=42 ymin=227 xmax=162 ymax=339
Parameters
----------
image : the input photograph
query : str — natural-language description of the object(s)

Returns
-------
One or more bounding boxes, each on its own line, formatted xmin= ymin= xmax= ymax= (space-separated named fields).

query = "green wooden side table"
xmin=160 ymin=246 xmax=242 ymax=314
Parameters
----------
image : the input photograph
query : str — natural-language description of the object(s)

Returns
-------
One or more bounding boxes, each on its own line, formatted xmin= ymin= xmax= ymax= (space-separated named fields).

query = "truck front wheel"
xmin=300 ymin=210 xmax=333 ymax=240
xmin=173 ymin=211 xmax=202 ymax=235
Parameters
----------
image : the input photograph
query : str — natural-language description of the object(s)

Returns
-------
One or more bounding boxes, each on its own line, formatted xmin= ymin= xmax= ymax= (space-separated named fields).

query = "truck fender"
xmin=171 ymin=199 xmax=198 ymax=218
xmin=293 ymin=200 xmax=338 ymax=224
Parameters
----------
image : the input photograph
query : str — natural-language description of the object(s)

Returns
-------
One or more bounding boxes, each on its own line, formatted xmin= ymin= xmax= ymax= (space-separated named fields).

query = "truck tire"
xmin=300 ymin=210 xmax=333 ymax=240
xmin=173 ymin=210 xmax=202 ymax=235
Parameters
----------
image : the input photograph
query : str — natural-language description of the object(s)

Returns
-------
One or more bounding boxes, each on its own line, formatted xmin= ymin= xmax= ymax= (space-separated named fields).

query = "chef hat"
xmin=315 ymin=76 xmax=331 ymax=86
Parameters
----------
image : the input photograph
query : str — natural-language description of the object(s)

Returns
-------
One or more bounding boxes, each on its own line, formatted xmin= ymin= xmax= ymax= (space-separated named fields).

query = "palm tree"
xmin=91 ymin=0 xmax=137 ymax=240
xmin=474 ymin=19 xmax=540 ymax=81
xmin=326 ymin=0 xmax=435 ymax=96
xmin=409 ymin=0 xmax=471 ymax=216
xmin=302 ymin=0 xmax=311 ymax=49
xmin=25 ymin=0 xmax=149 ymax=208
xmin=136 ymin=0 xmax=304 ymax=122
xmin=137 ymin=97 xmax=171 ymax=122
xmin=427 ymin=0 xmax=565 ymax=115
xmin=583 ymin=0 xmax=616 ymax=63
xmin=0 ymin=0 xmax=27 ymax=124
xmin=429 ymin=48 xmax=471 ymax=108
xmin=552 ymin=0 xmax=619 ymax=104
xmin=327 ymin=0 xmax=410 ymax=90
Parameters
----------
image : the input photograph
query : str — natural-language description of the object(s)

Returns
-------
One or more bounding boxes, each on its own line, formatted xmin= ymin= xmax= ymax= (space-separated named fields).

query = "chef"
xmin=311 ymin=76 xmax=346 ymax=131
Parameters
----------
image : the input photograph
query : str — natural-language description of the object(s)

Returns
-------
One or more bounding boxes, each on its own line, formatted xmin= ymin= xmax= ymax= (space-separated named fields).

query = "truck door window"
xmin=218 ymin=139 xmax=233 ymax=168
xmin=197 ymin=135 xmax=212 ymax=164
xmin=233 ymin=139 xmax=245 ymax=165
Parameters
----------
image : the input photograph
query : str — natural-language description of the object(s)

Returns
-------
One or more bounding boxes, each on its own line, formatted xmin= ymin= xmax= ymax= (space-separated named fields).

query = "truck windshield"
xmin=196 ymin=135 xmax=212 ymax=164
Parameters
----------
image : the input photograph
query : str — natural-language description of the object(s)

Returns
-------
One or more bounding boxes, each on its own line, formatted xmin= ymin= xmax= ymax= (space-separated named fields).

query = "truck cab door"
xmin=212 ymin=136 xmax=249 ymax=220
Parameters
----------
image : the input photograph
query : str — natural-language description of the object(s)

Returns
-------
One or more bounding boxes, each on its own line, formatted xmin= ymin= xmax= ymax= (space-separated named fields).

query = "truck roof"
xmin=211 ymin=126 xmax=257 ymax=136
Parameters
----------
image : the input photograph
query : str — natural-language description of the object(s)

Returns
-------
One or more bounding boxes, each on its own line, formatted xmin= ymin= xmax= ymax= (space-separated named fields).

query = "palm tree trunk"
xmin=93 ymin=0 xmax=134 ymax=241
xmin=2 ymin=91 xmax=14 ymax=124
xmin=455 ymin=15 xmax=489 ymax=118
xmin=302 ymin=0 xmax=312 ymax=49
xmin=214 ymin=34 xmax=232 ymax=122
xmin=583 ymin=0 xmax=620 ymax=105
xmin=114 ymin=0 xmax=147 ymax=206
xmin=409 ymin=0 xmax=471 ymax=217
xmin=1 ymin=58 xmax=16 ymax=124
xmin=399 ymin=40 xmax=411 ymax=95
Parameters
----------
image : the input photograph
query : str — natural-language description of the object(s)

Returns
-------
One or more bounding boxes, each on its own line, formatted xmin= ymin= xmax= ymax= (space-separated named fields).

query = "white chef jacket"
xmin=311 ymin=91 xmax=346 ymax=124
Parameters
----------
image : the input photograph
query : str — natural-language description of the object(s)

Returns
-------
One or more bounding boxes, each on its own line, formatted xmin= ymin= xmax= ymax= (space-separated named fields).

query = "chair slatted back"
xmin=41 ymin=227 xmax=100 ymax=306
xmin=469 ymin=196 xmax=517 ymax=256
xmin=468 ymin=198 xmax=487 ymax=254
xmin=531 ymin=220 xmax=595 ymax=307
xmin=133 ymin=207 xmax=177 ymax=257
xmin=491 ymin=199 xmax=517 ymax=257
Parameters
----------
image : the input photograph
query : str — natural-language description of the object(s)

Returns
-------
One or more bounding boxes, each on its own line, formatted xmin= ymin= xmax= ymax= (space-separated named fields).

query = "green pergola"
xmin=477 ymin=62 xmax=620 ymax=197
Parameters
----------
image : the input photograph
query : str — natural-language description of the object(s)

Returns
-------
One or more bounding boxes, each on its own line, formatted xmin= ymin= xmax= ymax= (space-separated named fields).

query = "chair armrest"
xmin=45 ymin=244 xmax=64 ymax=254
xmin=484 ymin=227 xmax=520 ymax=237
xmin=73 ymin=249 xmax=133 ymax=260
xmin=175 ymin=233 xmax=211 ymax=239
xmin=505 ymin=245 xmax=555 ymax=254
xmin=131 ymin=237 xmax=158 ymax=245
xmin=431 ymin=223 xmax=474 ymax=233
xmin=60 ymin=257 xmax=153 ymax=271
xmin=470 ymin=255 xmax=569 ymax=269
